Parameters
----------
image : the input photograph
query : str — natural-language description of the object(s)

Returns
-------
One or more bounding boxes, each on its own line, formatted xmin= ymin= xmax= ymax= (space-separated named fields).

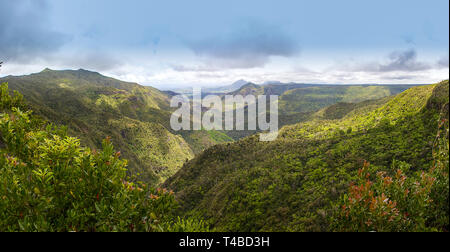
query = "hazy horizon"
xmin=1 ymin=0 xmax=449 ymax=88
xmin=0 ymin=67 xmax=436 ymax=91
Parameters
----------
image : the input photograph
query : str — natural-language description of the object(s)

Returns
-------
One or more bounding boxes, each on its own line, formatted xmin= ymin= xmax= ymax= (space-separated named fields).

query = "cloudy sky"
xmin=0 ymin=0 xmax=448 ymax=89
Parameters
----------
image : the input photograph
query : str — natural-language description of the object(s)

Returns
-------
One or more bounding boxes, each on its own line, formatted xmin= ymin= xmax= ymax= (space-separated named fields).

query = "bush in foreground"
xmin=0 ymin=83 xmax=208 ymax=232
xmin=333 ymin=104 xmax=449 ymax=232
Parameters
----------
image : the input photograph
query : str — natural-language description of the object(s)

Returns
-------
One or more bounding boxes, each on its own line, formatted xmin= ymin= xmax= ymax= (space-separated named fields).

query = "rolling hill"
xmin=165 ymin=80 xmax=449 ymax=231
xmin=220 ymin=82 xmax=417 ymax=140
xmin=1 ymin=67 xmax=447 ymax=232
xmin=201 ymin=79 xmax=250 ymax=94
xmin=1 ymin=69 xmax=229 ymax=184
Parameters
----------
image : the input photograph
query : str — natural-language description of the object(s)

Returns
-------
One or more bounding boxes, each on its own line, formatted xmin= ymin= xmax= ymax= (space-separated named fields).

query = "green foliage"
xmin=428 ymin=109 xmax=449 ymax=230
xmin=1 ymin=69 xmax=226 ymax=184
xmin=333 ymin=161 xmax=435 ymax=231
xmin=166 ymin=81 xmax=449 ymax=232
xmin=333 ymin=103 xmax=449 ymax=232
xmin=223 ymin=83 xmax=415 ymax=140
xmin=108 ymin=118 xmax=194 ymax=183
xmin=278 ymin=85 xmax=413 ymax=115
xmin=1 ymin=67 xmax=448 ymax=233
xmin=0 ymin=82 xmax=208 ymax=232
xmin=0 ymin=82 xmax=26 ymax=111
xmin=164 ymin=216 xmax=210 ymax=232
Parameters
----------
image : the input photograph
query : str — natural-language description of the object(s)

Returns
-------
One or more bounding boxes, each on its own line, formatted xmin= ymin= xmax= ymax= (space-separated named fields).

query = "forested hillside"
xmin=165 ymin=81 xmax=449 ymax=232
xmin=1 ymin=70 xmax=410 ymax=182
xmin=278 ymin=84 xmax=413 ymax=115
xmin=0 ymin=82 xmax=207 ymax=231
xmin=1 ymin=68 xmax=447 ymax=232
xmin=220 ymin=82 xmax=415 ymax=140
xmin=1 ymin=0 xmax=447 ymax=235
xmin=1 ymin=69 xmax=229 ymax=184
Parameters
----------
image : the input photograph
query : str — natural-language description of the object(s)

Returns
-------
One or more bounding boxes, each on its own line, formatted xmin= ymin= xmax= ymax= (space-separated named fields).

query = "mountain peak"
xmin=233 ymin=79 xmax=247 ymax=84
xmin=77 ymin=68 xmax=94 ymax=72
xmin=75 ymin=68 xmax=102 ymax=75
xmin=41 ymin=68 xmax=53 ymax=72
xmin=241 ymin=82 xmax=259 ymax=88
xmin=228 ymin=82 xmax=263 ymax=96
xmin=231 ymin=79 xmax=249 ymax=88
xmin=40 ymin=68 xmax=101 ymax=75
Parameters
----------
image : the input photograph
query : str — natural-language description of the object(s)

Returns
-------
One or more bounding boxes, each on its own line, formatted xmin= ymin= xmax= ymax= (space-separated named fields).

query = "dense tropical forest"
xmin=166 ymin=80 xmax=449 ymax=232
xmin=0 ymin=81 xmax=211 ymax=231
xmin=1 ymin=69 xmax=235 ymax=184
xmin=0 ymin=67 xmax=448 ymax=232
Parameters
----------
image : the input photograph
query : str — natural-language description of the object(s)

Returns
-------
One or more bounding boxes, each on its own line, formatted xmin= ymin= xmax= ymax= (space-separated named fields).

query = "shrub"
xmin=333 ymin=109 xmax=449 ymax=232
xmin=0 ymin=83 xmax=208 ymax=232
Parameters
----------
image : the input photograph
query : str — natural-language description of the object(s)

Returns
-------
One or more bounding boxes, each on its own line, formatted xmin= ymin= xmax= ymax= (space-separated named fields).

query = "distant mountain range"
xmin=1 ymin=69 xmax=422 ymax=159
xmin=0 ymin=68 xmax=430 ymax=179
xmin=171 ymin=78 xmax=421 ymax=96
xmin=171 ymin=79 xmax=250 ymax=95
xmin=203 ymin=79 xmax=250 ymax=93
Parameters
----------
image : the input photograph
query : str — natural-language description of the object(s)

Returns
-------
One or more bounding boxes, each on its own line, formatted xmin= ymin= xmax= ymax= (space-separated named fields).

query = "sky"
xmin=0 ymin=0 xmax=448 ymax=89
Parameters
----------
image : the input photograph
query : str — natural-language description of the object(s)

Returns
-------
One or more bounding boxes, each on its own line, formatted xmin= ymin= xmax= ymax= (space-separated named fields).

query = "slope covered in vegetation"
xmin=221 ymin=83 xmax=415 ymax=140
xmin=0 ymin=82 xmax=208 ymax=232
xmin=165 ymin=81 xmax=449 ymax=232
xmin=278 ymin=84 xmax=413 ymax=115
xmin=1 ymin=69 xmax=227 ymax=184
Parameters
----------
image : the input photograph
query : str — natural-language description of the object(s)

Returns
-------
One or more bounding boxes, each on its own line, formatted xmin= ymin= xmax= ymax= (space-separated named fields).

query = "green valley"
xmin=0 ymin=68 xmax=448 ymax=232
xmin=165 ymin=81 xmax=449 ymax=232
xmin=1 ymin=69 xmax=228 ymax=184
xmin=1 ymin=0 xmax=448 ymax=236
xmin=218 ymin=82 xmax=416 ymax=140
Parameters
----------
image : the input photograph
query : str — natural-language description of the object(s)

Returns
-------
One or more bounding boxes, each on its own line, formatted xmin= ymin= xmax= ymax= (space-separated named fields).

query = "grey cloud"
xmin=358 ymin=49 xmax=431 ymax=72
xmin=0 ymin=0 xmax=68 ymax=63
xmin=54 ymin=51 xmax=123 ymax=72
xmin=195 ymin=73 xmax=227 ymax=79
xmin=171 ymin=64 xmax=221 ymax=72
xmin=381 ymin=74 xmax=418 ymax=80
xmin=186 ymin=22 xmax=299 ymax=69
xmin=437 ymin=56 xmax=449 ymax=68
